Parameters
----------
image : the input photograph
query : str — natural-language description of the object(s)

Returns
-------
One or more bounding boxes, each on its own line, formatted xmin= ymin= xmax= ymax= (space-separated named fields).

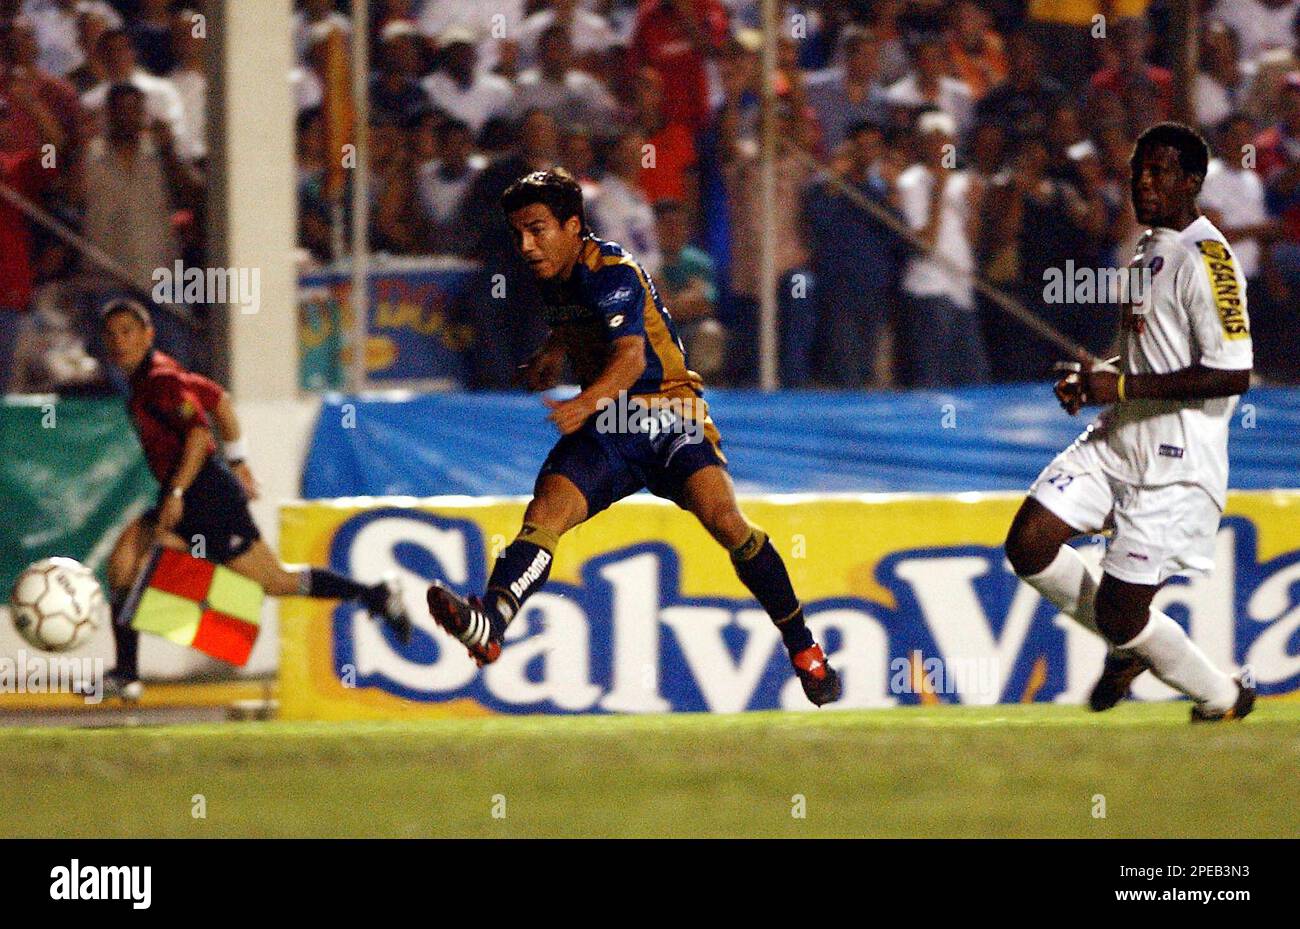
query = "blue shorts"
xmin=538 ymin=410 xmax=727 ymax=517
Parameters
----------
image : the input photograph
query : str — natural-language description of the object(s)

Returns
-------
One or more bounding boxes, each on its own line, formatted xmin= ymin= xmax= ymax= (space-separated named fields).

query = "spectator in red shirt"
xmin=632 ymin=66 xmax=697 ymax=207
xmin=1 ymin=17 xmax=80 ymax=156
xmin=0 ymin=69 xmax=61 ymax=391
xmin=629 ymin=0 xmax=729 ymax=131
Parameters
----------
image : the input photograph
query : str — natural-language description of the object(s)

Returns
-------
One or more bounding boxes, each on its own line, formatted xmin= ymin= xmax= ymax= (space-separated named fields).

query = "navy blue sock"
xmin=731 ymin=528 xmax=814 ymax=654
xmin=483 ymin=524 xmax=557 ymax=635
xmin=305 ymin=568 xmax=386 ymax=613
xmin=110 ymin=589 xmax=138 ymax=680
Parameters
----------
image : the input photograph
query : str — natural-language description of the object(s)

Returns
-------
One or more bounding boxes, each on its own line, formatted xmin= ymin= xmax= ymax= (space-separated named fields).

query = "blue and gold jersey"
xmin=540 ymin=236 xmax=704 ymax=401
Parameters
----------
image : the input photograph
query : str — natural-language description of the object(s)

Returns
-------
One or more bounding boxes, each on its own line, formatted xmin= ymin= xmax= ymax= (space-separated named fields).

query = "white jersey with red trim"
xmin=1077 ymin=215 xmax=1252 ymax=509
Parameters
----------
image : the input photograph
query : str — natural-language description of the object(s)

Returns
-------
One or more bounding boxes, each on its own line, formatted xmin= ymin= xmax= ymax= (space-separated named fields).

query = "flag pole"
xmin=117 ymin=545 xmax=163 ymax=630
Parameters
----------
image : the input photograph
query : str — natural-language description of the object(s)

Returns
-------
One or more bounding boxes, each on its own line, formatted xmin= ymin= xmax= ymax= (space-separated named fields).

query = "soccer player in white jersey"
xmin=1004 ymin=122 xmax=1255 ymax=722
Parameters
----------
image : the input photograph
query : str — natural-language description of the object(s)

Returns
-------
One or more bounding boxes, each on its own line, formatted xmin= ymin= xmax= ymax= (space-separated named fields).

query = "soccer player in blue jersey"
xmin=426 ymin=168 xmax=841 ymax=706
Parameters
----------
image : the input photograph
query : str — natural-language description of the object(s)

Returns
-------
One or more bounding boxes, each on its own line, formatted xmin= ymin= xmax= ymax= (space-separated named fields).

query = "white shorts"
xmin=1028 ymin=440 xmax=1221 ymax=586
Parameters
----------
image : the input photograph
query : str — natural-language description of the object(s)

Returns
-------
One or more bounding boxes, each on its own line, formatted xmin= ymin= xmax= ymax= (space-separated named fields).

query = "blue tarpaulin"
xmin=302 ymin=385 xmax=1299 ymax=498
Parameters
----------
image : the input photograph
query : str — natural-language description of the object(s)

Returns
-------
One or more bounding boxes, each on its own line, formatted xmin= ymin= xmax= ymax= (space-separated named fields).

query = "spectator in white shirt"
xmin=517 ymin=0 xmax=618 ymax=70
xmin=417 ymin=116 xmax=486 ymax=252
xmin=590 ymin=130 xmax=661 ymax=274
xmin=1194 ymin=20 xmax=1255 ymax=132
xmin=510 ymin=24 xmax=617 ymax=127
xmin=884 ymin=33 xmax=974 ymax=139
xmin=79 ymin=83 xmax=196 ymax=292
xmin=23 ymin=0 xmax=121 ymax=78
xmin=894 ymin=110 xmax=988 ymax=387
xmin=80 ymin=28 xmax=194 ymax=160
xmin=167 ymin=10 xmax=206 ymax=162
xmin=421 ymin=28 xmax=514 ymax=140
xmin=1210 ymin=0 xmax=1299 ymax=64
xmin=417 ymin=0 xmax=523 ymax=76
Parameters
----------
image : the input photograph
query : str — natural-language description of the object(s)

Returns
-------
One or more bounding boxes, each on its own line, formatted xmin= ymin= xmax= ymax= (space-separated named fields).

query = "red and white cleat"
xmin=792 ymin=643 xmax=842 ymax=707
xmin=425 ymin=581 xmax=502 ymax=666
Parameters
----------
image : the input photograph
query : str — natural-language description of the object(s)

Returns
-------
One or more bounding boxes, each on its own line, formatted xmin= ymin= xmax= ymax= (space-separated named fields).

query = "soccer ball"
xmin=8 ymin=557 xmax=106 ymax=652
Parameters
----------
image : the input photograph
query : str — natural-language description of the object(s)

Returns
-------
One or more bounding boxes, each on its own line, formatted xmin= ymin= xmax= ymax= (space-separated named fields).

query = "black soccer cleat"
xmin=1088 ymin=651 xmax=1149 ymax=712
xmin=426 ymin=581 xmax=502 ymax=666
xmin=80 ymin=670 xmax=143 ymax=703
xmin=792 ymin=643 xmax=842 ymax=707
xmin=1190 ymin=672 xmax=1256 ymax=723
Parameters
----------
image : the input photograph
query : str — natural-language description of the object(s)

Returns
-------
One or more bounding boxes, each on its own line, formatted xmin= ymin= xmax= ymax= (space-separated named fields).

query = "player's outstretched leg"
xmin=1006 ymin=499 xmax=1148 ymax=710
xmin=1093 ymin=574 xmax=1254 ymax=722
xmin=98 ymin=517 xmax=154 ymax=701
xmin=426 ymin=522 xmax=559 ymax=666
xmin=227 ymin=541 xmax=414 ymax=644
xmin=683 ymin=466 xmax=841 ymax=707
xmin=427 ymin=474 xmax=584 ymax=665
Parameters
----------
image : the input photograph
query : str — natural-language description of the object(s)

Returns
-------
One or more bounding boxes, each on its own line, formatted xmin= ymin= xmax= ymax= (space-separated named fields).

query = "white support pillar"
xmin=210 ymin=0 xmax=298 ymax=401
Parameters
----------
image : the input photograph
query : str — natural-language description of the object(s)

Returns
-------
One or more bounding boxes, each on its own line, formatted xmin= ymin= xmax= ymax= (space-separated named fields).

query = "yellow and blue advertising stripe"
xmin=278 ymin=492 xmax=1300 ymax=720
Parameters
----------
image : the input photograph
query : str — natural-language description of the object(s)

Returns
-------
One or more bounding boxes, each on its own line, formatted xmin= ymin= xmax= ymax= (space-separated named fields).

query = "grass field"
xmin=2 ymin=701 xmax=1297 ymax=838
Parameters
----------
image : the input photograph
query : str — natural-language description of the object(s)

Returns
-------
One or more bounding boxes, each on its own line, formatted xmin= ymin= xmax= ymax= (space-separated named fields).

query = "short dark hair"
xmin=440 ymin=115 xmax=471 ymax=136
xmin=846 ymin=118 xmax=884 ymax=139
xmin=106 ymin=81 xmax=144 ymax=108
xmin=539 ymin=23 xmax=570 ymax=48
xmin=1132 ymin=121 xmax=1209 ymax=179
xmin=500 ymin=167 xmax=585 ymax=231
xmin=99 ymin=298 xmax=152 ymax=328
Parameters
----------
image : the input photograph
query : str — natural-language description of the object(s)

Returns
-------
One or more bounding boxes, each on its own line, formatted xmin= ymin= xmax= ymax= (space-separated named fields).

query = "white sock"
xmin=1021 ymin=545 xmax=1104 ymax=637
xmin=1119 ymin=612 xmax=1237 ymax=712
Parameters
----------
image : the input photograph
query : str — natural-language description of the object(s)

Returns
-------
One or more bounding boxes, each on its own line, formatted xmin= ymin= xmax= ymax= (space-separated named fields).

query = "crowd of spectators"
xmin=288 ymin=0 xmax=1300 ymax=387
xmin=1 ymin=0 xmax=206 ymax=392
xmin=4 ymin=1 xmax=1300 ymax=393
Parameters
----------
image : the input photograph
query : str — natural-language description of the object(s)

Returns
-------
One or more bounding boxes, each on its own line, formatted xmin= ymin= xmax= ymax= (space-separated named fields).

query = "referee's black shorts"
xmin=146 ymin=457 xmax=261 ymax=564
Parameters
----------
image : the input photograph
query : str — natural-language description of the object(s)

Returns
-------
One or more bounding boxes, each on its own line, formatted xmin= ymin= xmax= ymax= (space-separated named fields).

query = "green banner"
xmin=0 ymin=396 xmax=156 ymax=595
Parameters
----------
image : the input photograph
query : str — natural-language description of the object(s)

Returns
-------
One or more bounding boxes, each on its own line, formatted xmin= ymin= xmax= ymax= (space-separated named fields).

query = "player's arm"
xmin=1071 ymin=363 xmax=1250 ymax=409
xmin=212 ymin=391 xmax=260 ymax=499
xmin=212 ymin=391 xmax=239 ymax=442
xmin=545 ymin=335 xmax=645 ymax=434
xmin=155 ymin=423 xmax=214 ymax=534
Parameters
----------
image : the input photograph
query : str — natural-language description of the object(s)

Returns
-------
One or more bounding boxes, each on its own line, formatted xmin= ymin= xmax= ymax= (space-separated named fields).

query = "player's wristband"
xmin=224 ymin=437 xmax=248 ymax=465
xmin=169 ymin=486 xmax=184 ymax=499
xmin=1117 ymin=373 xmax=1126 ymax=402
